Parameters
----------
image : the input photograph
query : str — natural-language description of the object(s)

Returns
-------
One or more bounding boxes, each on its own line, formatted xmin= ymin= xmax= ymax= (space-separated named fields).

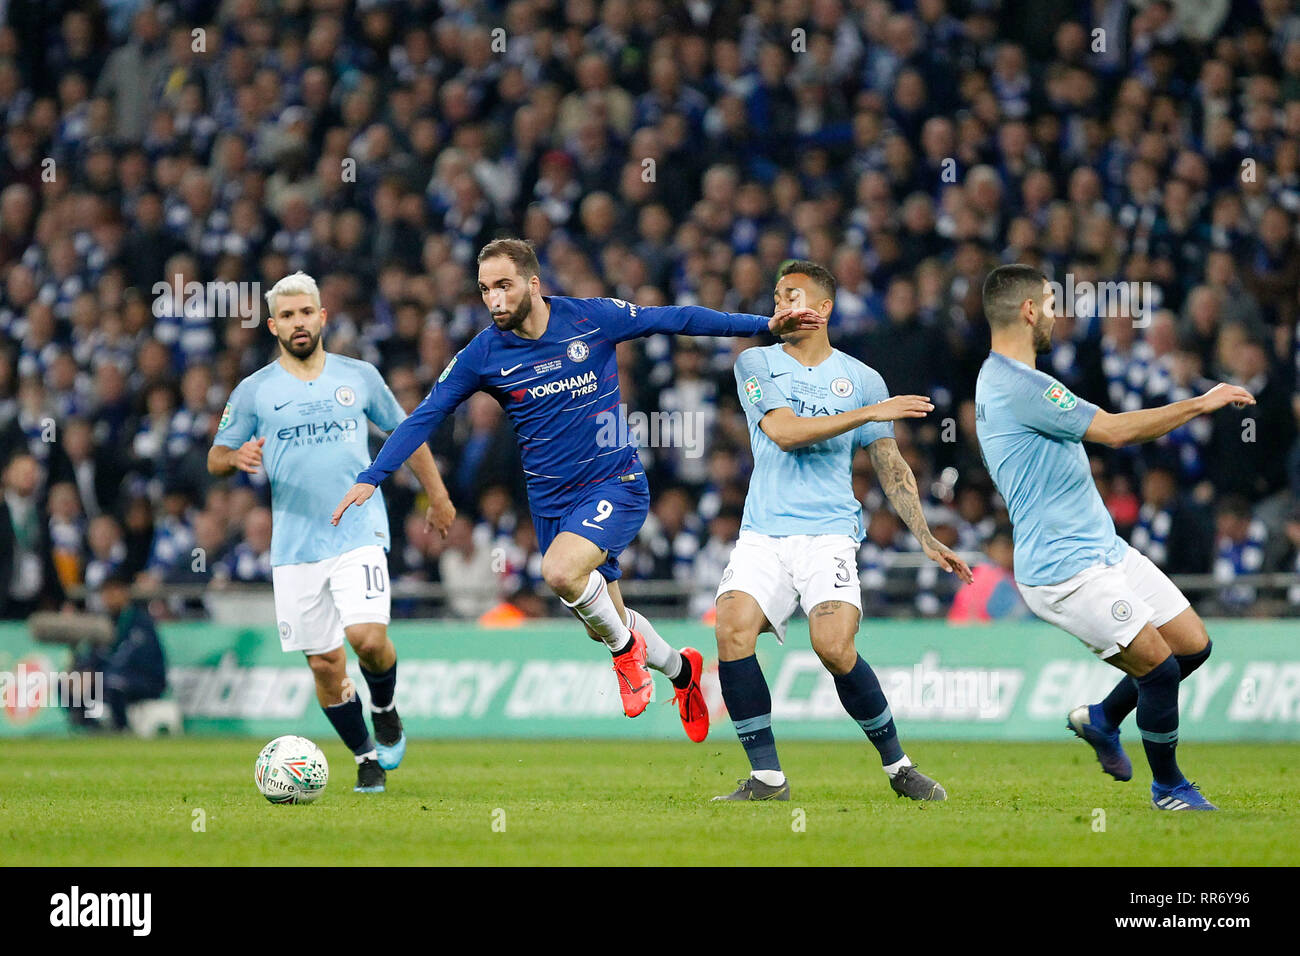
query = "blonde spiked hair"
xmin=264 ymin=271 xmax=321 ymax=315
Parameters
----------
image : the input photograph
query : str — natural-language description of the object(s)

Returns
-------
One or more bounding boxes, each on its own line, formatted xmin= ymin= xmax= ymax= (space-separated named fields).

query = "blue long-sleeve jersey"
xmin=357 ymin=296 xmax=771 ymax=516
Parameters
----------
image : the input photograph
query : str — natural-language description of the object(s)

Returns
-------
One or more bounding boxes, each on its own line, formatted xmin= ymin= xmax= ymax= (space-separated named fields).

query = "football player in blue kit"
xmin=332 ymin=238 xmax=825 ymax=740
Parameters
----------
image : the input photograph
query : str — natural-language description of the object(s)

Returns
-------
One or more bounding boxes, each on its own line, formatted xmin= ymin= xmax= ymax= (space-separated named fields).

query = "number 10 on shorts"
xmin=363 ymin=564 xmax=386 ymax=597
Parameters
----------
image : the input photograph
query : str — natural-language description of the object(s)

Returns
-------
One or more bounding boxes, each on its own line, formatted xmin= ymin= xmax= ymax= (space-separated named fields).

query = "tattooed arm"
xmin=866 ymin=437 xmax=973 ymax=584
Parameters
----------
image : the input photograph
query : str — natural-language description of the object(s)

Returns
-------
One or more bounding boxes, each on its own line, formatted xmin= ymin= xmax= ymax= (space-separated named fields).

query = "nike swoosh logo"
xmin=581 ymin=519 xmax=604 ymax=529
xmin=834 ymin=583 xmax=855 ymax=588
xmin=364 ymin=594 xmax=382 ymax=599
xmin=500 ymin=363 xmax=523 ymax=375
xmin=617 ymin=673 xmax=651 ymax=694
xmin=274 ymin=401 xmax=293 ymax=410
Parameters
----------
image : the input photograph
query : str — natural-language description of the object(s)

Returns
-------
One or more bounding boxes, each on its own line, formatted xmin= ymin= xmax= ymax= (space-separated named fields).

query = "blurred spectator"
xmin=859 ymin=509 xmax=906 ymax=616
xmin=49 ymin=417 xmax=126 ymax=518
xmin=442 ymin=392 xmax=524 ymax=512
xmin=690 ymin=505 xmax=741 ymax=619
xmin=1213 ymin=495 xmax=1268 ymax=611
xmin=83 ymin=513 xmax=127 ymax=611
xmin=1129 ymin=462 xmax=1215 ymax=574
xmin=69 ymin=570 xmax=167 ymax=732
xmin=46 ymin=480 xmax=85 ymax=591
xmin=947 ymin=525 xmax=1028 ymax=623
xmin=438 ymin=516 xmax=498 ymax=619
xmin=0 ymin=451 xmax=64 ymax=618
xmin=217 ymin=506 xmax=272 ymax=584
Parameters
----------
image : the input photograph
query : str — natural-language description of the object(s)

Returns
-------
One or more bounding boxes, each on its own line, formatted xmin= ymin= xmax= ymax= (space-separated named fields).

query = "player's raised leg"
xmin=306 ymin=647 xmax=385 ymax=793
xmin=542 ymin=531 xmax=655 ymax=717
xmin=712 ymin=590 xmax=788 ymax=800
xmin=1109 ymin=623 xmax=1215 ymax=810
xmin=1068 ymin=554 xmax=1208 ymax=782
xmin=807 ymin=599 xmax=946 ymax=801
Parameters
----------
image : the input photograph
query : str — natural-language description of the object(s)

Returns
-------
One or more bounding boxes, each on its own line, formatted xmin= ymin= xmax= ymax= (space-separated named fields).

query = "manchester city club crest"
xmin=831 ymin=377 xmax=853 ymax=397
xmin=334 ymin=385 xmax=356 ymax=406
xmin=1111 ymin=600 xmax=1132 ymax=622
xmin=567 ymin=340 xmax=590 ymax=363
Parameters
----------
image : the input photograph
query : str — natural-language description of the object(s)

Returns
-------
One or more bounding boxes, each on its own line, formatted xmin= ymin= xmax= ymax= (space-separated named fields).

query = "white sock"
xmin=625 ymin=607 xmax=682 ymax=677
xmin=883 ymin=755 xmax=912 ymax=777
xmin=752 ymin=769 xmax=786 ymax=786
xmin=563 ymin=571 xmax=631 ymax=652
xmin=354 ymin=749 xmax=378 ymax=764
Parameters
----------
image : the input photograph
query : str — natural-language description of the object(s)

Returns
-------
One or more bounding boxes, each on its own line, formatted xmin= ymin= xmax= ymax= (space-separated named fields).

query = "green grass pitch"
xmin=2 ymin=737 xmax=1297 ymax=866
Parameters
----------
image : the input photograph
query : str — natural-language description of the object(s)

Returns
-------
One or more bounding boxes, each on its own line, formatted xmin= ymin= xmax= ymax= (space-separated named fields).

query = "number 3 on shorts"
xmin=581 ymin=499 xmax=613 ymax=530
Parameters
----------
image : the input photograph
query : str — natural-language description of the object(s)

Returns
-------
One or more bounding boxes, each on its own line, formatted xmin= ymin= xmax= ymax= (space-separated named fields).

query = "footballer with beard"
xmin=975 ymin=264 xmax=1254 ymax=810
xmin=210 ymin=271 xmax=455 ymax=793
xmin=332 ymin=238 xmax=825 ymax=741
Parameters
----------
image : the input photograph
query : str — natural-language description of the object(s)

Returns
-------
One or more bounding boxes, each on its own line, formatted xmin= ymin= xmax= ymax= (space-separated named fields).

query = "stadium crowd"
xmin=2 ymin=0 xmax=1300 ymax=622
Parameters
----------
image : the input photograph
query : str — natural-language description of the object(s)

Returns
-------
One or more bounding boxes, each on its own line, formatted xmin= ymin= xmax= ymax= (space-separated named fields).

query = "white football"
xmin=254 ymin=735 xmax=329 ymax=804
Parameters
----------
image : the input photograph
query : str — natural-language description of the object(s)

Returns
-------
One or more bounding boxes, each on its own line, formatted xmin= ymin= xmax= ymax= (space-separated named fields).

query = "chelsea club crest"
xmin=567 ymin=340 xmax=590 ymax=363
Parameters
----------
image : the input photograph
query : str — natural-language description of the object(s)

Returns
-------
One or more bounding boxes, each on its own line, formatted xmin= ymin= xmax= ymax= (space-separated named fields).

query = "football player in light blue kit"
xmin=208 ymin=272 xmax=455 ymax=794
xmin=711 ymin=260 xmax=973 ymax=802
xmin=976 ymin=264 xmax=1255 ymax=811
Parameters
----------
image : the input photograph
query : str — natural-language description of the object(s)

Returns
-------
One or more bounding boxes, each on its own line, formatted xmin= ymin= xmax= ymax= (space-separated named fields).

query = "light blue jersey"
xmin=735 ymin=344 xmax=893 ymax=540
xmin=214 ymin=354 xmax=406 ymax=566
xmin=975 ymin=351 xmax=1127 ymax=586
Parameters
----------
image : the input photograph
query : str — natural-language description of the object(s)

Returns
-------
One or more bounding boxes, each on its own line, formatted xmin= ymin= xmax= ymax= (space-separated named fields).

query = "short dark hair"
xmin=982 ymin=264 xmax=1047 ymax=328
xmin=477 ymin=238 xmax=540 ymax=280
xmin=777 ymin=259 xmax=836 ymax=301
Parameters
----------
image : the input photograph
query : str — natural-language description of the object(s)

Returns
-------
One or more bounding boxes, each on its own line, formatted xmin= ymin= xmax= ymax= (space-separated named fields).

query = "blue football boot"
xmin=1068 ymin=704 xmax=1133 ymax=781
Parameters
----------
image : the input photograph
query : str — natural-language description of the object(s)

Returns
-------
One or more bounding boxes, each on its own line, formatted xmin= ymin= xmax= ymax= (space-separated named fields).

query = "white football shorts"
xmin=1017 ymin=547 xmax=1190 ymax=659
xmin=272 ymin=544 xmax=391 ymax=655
xmin=715 ymin=531 xmax=862 ymax=642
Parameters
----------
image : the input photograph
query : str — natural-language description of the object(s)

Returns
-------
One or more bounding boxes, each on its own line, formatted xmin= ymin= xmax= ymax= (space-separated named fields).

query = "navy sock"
xmin=1099 ymin=639 xmax=1212 ymax=730
xmin=834 ymin=655 xmax=905 ymax=766
xmin=1177 ymin=640 xmax=1212 ymax=678
xmin=718 ymin=655 xmax=780 ymax=772
xmin=1136 ymin=655 xmax=1183 ymax=787
xmin=323 ymin=695 xmax=376 ymax=756
xmin=361 ymin=661 xmax=397 ymax=711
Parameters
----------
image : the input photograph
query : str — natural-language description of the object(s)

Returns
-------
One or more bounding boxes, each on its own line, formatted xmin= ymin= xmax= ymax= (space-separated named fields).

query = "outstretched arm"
xmin=1084 ymin=382 xmax=1255 ymax=448
xmin=363 ymin=367 xmax=457 ymax=537
xmin=333 ymin=350 xmax=479 ymax=526
xmin=606 ymin=299 xmax=825 ymax=341
xmin=759 ymin=396 xmax=934 ymax=451
xmin=867 ymin=437 xmax=973 ymax=584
